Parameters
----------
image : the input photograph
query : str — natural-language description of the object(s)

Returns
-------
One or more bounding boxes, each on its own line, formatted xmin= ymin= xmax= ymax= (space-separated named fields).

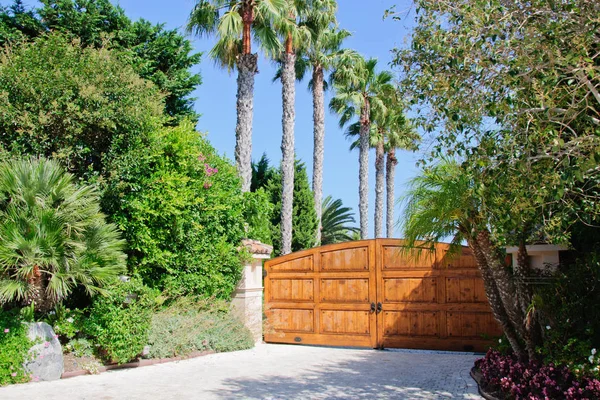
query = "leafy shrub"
xmin=0 ymin=33 xmax=165 ymax=180
xmin=538 ymin=253 xmax=600 ymax=377
xmin=103 ymin=122 xmax=247 ymax=299
xmin=45 ymin=304 xmax=86 ymax=342
xmin=476 ymin=349 xmax=600 ymax=399
xmin=84 ymin=278 xmax=157 ymax=364
xmin=0 ymin=309 xmax=31 ymax=386
xmin=146 ymin=297 xmax=253 ymax=359
xmin=64 ymin=338 xmax=94 ymax=358
xmin=242 ymin=189 xmax=273 ymax=245
xmin=0 ymin=158 xmax=126 ymax=312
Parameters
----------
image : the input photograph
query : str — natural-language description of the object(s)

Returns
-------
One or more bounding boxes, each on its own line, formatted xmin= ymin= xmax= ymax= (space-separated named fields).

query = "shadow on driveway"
xmin=211 ymin=347 xmax=481 ymax=399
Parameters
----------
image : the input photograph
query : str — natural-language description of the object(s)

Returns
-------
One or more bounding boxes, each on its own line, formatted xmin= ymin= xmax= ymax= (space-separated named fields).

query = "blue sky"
xmin=8 ymin=0 xmax=420 ymax=238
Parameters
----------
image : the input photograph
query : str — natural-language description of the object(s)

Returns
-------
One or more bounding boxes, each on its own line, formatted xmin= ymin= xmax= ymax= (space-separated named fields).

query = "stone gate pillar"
xmin=231 ymin=239 xmax=272 ymax=343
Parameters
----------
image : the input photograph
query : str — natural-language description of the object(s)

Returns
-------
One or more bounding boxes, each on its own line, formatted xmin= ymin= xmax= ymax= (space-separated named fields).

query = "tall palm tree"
xmin=330 ymin=57 xmax=394 ymax=239
xmin=0 ymin=158 xmax=126 ymax=313
xmin=275 ymin=1 xmax=310 ymax=255
xmin=401 ymin=160 xmax=530 ymax=359
xmin=188 ymin=0 xmax=285 ymax=192
xmin=321 ymin=195 xmax=360 ymax=245
xmin=294 ymin=0 xmax=349 ymax=245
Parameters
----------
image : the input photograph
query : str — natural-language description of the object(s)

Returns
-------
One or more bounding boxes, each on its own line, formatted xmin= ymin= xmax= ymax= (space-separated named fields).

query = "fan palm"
xmin=320 ymin=195 xmax=360 ymax=245
xmin=188 ymin=0 xmax=285 ymax=192
xmin=330 ymin=57 xmax=394 ymax=239
xmin=0 ymin=158 xmax=126 ymax=312
xmin=295 ymin=1 xmax=350 ymax=245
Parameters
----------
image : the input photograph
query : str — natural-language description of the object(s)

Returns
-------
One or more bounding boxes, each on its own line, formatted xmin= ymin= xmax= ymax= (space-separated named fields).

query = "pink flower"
xmin=3 ymin=328 xmax=9 ymax=333
xmin=33 ymin=376 xmax=39 ymax=382
xmin=11 ymin=373 xmax=16 ymax=377
xmin=198 ymin=153 xmax=206 ymax=162
xmin=53 ymin=334 xmax=59 ymax=339
xmin=44 ymin=342 xmax=50 ymax=348
xmin=39 ymin=355 xmax=44 ymax=359
xmin=203 ymin=182 xmax=212 ymax=189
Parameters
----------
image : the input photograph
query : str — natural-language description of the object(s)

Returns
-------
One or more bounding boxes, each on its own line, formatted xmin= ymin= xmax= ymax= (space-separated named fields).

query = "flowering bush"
xmin=45 ymin=304 xmax=86 ymax=342
xmin=0 ymin=309 xmax=31 ymax=386
xmin=103 ymin=121 xmax=248 ymax=299
xmin=476 ymin=349 xmax=600 ymax=399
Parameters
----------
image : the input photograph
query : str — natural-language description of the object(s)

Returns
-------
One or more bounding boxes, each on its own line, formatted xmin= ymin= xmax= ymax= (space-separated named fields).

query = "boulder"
xmin=24 ymin=322 xmax=63 ymax=381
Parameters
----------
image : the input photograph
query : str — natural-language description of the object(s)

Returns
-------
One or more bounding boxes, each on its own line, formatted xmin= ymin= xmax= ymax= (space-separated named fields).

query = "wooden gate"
xmin=264 ymin=239 xmax=502 ymax=351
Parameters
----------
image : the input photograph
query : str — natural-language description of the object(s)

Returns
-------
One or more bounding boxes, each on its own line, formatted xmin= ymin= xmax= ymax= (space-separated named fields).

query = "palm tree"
xmin=0 ymin=158 xmax=126 ymax=313
xmin=401 ymin=160 xmax=530 ymax=359
xmin=294 ymin=0 xmax=349 ymax=245
xmin=321 ymin=195 xmax=360 ymax=245
xmin=188 ymin=0 xmax=285 ymax=192
xmin=275 ymin=1 xmax=310 ymax=255
xmin=330 ymin=57 xmax=394 ymax=239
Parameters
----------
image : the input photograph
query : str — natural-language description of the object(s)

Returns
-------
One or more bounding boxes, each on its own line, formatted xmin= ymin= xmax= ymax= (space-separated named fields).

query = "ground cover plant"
xmin=147 ymin=297 xmax=253 ymax=359
xmin=0 ymin=309 xmax=32 ymax=385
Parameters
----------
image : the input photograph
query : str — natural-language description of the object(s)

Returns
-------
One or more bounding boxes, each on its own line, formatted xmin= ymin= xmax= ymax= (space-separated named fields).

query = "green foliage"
xmin=0 ymin=0 xmax=201 ymax=122
xmin=45 ymin=304 xmax=86 ymax=342
xmin=538 ymin=254 xmax=600 ymax=378
xmin=0 ymin=34 xmax=164 ymax=180
xmin=102 ymin=122 xmax=247 ymax=299
xmin=255 ymin=158 xmax=317 ymax=256
xmin=242 ymin=189 xmax=274 ymax=245
xmin=0 ymin=158 xmax=127 ymax=312
xmin=320 ymin=195 xmax=359 ymax=245
xmin=147 ymin=297 xmax=253 ymax=358
xmin=0 ymin=309 xmax=31 ymax=386
xmin=64 ymin=338 xmax=94 ymax=358
xmin=84 ymin=278 xmax=158 ymax=364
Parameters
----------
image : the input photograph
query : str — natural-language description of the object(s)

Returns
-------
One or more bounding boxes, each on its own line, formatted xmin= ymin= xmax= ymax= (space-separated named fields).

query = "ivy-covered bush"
xmin=476 ymin=350 xmax=600 ymax=399
xmin=83 ymin=279 xmax=157 ymax=364
xmin=0 ymin=309 xmax=31 ymax=386
xmin=103 ymin=121 xmax=248 ymax=299
xmin=146 ymin=297 xmax=253 ymax=359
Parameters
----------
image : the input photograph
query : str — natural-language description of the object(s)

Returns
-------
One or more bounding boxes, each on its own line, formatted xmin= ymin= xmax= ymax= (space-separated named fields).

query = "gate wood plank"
xmin=264 ymin=239 xmax=501 ymax=352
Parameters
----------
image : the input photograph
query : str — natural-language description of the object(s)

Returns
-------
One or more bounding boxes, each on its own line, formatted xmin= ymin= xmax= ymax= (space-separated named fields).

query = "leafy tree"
xmin=0 ymin=0 xmax=202 ymax=122
xmin=321 ymin=195 xmax=359 ymax=245
xmin=188 ymin=0 xmax=285 ymax=192
xmin=0 ymin=158 xmax=126 ymax=313
xmin=0 ymin=34 xmax=164 ymax=180
xmin=102 ymin=121 xmax=248 ymax=299
xmin=330 ymin=56 xmax=395 ymax=239
xmin=394 ymin=0 xmax=600 ymax=361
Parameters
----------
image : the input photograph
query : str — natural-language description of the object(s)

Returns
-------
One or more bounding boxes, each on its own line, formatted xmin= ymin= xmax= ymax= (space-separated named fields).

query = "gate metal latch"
xmin=370 ymin=302 xmax=376 ymax=313
xmin=376 ymin=302 xmax=383 ymax=314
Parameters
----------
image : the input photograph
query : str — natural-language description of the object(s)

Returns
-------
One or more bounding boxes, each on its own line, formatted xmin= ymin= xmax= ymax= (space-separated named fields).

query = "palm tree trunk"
xmin=312 ymin=65 xmax=325 ymax=245
xmin=235 ymin=53 xmax=258 ymax=193
xmin=468 ymin=235 xmax=526 ymax=359
xmin=374 ymin=139 xmax=384 ymax=238
xmin=280 ymin=52 xmax=296 ymax=255
xmin=386 ymin=149 xmax=397 ymax=237
xmin=358 ymin=100 xmax=370 ymax=239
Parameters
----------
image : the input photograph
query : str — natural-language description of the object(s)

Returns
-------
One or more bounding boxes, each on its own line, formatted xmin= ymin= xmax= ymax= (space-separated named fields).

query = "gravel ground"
xmin=0 ymin=343 xmax=483 ymax=399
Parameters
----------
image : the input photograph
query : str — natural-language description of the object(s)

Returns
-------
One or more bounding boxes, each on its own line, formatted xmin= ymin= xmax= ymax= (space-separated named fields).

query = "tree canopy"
xmin=0 ymin=0 xmax=201 ymax=122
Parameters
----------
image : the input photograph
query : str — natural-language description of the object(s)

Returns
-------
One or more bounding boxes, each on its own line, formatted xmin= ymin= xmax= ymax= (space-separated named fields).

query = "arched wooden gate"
xmin=264 ymin=239 xmax=502 ymax=351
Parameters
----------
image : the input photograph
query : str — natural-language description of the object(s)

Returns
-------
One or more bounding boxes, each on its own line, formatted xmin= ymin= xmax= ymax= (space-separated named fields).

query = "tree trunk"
xmin=476 ymin=229 xmax=528 ymax=359
xmin=374 ymin=138 xmax=385 ymax=238
xmin=515 ymin=240 xmax=541 ymax=360
xmin=235 ymin=53 xmax=258 ymax=193
xmin=312 ymin=65 xmax=325 ymax=245
xmin=358 ymin=99 xmax=370 ymax=239
xmin=468 ymin=235 xmax=526 ymax=359
xmin=280 ymin=52 xmax=296 ymax=255
xmin=386 ymin=149 xmax=397 ymax=237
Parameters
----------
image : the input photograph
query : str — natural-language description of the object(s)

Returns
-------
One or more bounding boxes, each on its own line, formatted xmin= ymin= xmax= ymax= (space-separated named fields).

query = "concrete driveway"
xmin=0 ymin=344 xmax=482 ymax=399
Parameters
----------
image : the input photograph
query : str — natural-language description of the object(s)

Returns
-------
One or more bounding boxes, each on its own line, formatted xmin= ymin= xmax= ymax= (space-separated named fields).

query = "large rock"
xmin=24 ymin=322 xmax=63 ymax=381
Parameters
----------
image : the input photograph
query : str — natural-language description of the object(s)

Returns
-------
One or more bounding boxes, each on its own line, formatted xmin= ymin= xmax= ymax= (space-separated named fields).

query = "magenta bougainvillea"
xmin=476 ymin=350 xmax=600 ymax=399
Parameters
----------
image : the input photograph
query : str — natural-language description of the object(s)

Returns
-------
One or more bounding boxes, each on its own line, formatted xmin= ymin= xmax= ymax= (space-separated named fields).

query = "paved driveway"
xmin=0 ymin=344 xmax=482 ymax=399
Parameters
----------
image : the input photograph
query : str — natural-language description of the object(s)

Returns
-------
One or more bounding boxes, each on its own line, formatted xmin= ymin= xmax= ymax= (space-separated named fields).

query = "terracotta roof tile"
xmin=241 ymin=239 xmax=273 ymax=255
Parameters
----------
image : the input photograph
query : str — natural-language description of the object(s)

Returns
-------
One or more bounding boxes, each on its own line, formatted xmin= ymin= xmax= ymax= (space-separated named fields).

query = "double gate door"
xmin=264 ymin=239 xmax=502 ymax=351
